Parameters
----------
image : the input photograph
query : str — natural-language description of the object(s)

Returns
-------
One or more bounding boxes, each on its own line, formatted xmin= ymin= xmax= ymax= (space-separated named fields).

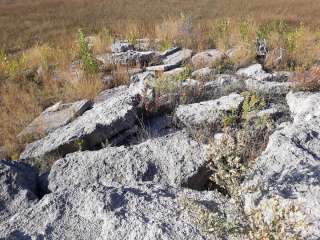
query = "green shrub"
xmin=241 ymin=91 xmax=267 ymax=121
xmin=78 ymin=29 xmax=99 ymax=74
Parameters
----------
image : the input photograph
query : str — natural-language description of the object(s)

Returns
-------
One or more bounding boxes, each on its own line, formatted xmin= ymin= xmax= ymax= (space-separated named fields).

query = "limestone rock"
xmin=20 ymin=87 xmax=139 ymax=162
xmin=245 ymin=78 xmax=291 ymax=95
xmin=175 ymin=93 xmax=244 ymax=129
xmin=192 ymin=49 xmax=224 ymax=69
xmin=111 ymin=40 xmax=134 ymax=53
xmin=0 ymin=160 xmax=39 ymax=222
xmin=0 ymin=184 xmax=227 ymax=240
xmin=48 ymin=130 xmax=207 ymax=192
xmin=286 ymin=91 xmax=320 ymax=123
xmin=18 ymin=100 xmax=91 ymax=141
xmin=191 ymin=67 xmax=215 ymax=81
xmin=242 ymin=91 xmax=320 ymax=239
xmin=236 ymin=64 xmax=271 ymax=81
xmin=162 ymin=49 xmax=193 ymax=67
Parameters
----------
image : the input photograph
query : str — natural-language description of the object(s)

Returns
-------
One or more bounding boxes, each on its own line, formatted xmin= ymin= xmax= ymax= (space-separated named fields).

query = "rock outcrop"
xmin=242 ymin=91 xmax=320 ymax=238
xmin=20 ymin=86 xmax=139 ymax=161
xmin=176 ymin=93 xmax=244 ymax=129
xmin=0 ymin=160 xmax=39 ymax=222
xmin=0 ymin=184 xmax=227 ymax=240
xmin=2 ymin=38 xmax=320 ymax=239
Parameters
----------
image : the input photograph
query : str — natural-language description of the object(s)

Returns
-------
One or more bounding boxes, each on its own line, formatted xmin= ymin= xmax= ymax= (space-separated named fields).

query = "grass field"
xmin=1 ymin=0 xmax=320 ymax=52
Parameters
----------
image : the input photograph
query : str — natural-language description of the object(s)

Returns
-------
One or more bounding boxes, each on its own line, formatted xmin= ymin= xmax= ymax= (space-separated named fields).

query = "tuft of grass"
xmin=291 ymin=66 xmax=320 ymax=92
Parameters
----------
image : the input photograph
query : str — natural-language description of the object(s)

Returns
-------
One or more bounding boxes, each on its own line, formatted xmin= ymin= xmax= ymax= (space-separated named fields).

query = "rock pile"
xmin=1 ymin=39 xmax=319 ymax=239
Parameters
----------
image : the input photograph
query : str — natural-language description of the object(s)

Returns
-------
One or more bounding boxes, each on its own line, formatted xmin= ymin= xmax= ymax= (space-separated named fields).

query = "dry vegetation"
xmin=1 ymin=0 xmax=320 ymax=159
xmin=1 ymin=0 xmax=320 ymax=52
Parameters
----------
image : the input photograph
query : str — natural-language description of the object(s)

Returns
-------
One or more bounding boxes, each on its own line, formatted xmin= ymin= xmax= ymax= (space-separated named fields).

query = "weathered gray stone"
xmin=20 ymin=87 xmax=139 ymax=161
xmin=0 ymin=160 xmax=39 ymax=222
xmin=163 ymin=49 xmax=193 ymax=67
xmin=245 ymin=78 xmax=291 ymax=95
xmin=18 ymin=100 xmax=91 ymax=141
xmin=0 ymin=183 xmax=227 ymax=240
xmin=146 ymin=64 xmax=177 ymax=72
xmin=191 ymin=67 xmax=215 ymax=81
xmin=242 ymin=92 xmax=320 ymax=239
xmin=48 ymin=130 xmax=207 ymax=192
xmin=202 ymin=74 xmax=245 ymax=100
xmin=111 ymin=40 xmax=134 ymax=53
xmin=97 ymin=50 xmax=157 ymax=66
xmin=162 ymin=67 xmax=186 ymax=78
xmin=175 ymin=93 xmax=244 ymax=129
xmin=192 ymin=49 xmax=224 ymax=69
xmin=236 ymin=64 xmax=271 ymax=81
xmin=286 ymin=91 xmax=320 ymax=123
xmin=160 ymin=47 xmax=181 ymax=58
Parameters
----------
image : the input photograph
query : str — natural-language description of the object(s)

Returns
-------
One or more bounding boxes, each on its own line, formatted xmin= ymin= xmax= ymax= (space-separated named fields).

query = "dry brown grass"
xmin=1 ymin=0 xmax=320 ymax=53
xmin=291 ymin=66 xmax=320 ymax=92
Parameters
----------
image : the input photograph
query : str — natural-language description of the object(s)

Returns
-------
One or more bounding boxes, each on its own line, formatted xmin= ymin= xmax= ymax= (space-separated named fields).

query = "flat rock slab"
xmin=176 ymin=93 xmax=244 ymax=129
xmin=162 ymin=49 xmax=193 ymax=67
xmin=20 ymin=87 xmax=139 ymax=162
xmin=0 ymin=183 xmax=227 ymax=240
xmin=245 ymin=78 xmax=291 ymax=95
xmin=48 ymin=131 xmax=207 ymax=192
xmin=0 ymin=160 xmax=39 ymax=222
xmin=191 ymin=67 xmax=215 ymax=81
xmin=97 ymin=50 xmax=157 ymax=66
xmin=18 ymin=100 xmax=91 ymax=141
xmin=162 ymin=67 xmax=186 ymax=78
xmin=236 ymin=64 xmax=271 ymax=81
xmin=191 ymin=49 xmax=224 ymax=69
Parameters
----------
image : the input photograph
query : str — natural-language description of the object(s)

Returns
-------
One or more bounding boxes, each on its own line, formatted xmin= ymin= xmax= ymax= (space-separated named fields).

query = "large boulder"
xmin=20 ymin=87 xmax=139 ymax=162
xmin=48 ymin=131 xmax=208 ymax=192
xmin=191 ymin=49 xmax=224 ymax=69
xmin=175 ymin=93 xmax=244 ymax=129
xmin=242 ymin=91 xmax=320 ymax=238
xmin=18 ymin=100 xmax=91 ymax=141
xmin=0 ymin=160 xmax=39 ymax=222
xmin=0 ymin=183 xmax=227 ymax=240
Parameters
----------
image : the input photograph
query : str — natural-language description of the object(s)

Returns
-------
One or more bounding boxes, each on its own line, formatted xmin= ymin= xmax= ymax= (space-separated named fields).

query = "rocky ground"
xmin=1 ymin=40 xmax=320 ymax=239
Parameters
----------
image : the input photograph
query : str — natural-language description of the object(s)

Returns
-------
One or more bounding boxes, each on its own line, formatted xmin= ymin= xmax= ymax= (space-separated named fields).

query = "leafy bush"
xmin=78 ymin=29 xmax=99 ymax=74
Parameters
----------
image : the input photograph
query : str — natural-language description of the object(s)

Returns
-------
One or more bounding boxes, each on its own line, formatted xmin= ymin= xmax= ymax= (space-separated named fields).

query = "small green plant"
xmin=78 ymin=29 xmax=99 ymax=74
xmin=75 ymin=138 xmax=85 ymax=151
xmin=207 ymin=131 xmax=248 ymax=195
xmin=223 ymin=109 xmax=239 ymax=128
xmin=241 ymin=91 xmax=267 ymax=121
xmin=153 ymin=66 xmax=192 ymax=94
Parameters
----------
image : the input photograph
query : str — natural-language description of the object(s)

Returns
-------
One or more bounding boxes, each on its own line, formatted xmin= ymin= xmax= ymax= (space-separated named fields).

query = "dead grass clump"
xmin=291 ymin=65 xmax=320 ymax=92
xmin=0 ymin=81 xmax=42 ymax=159
xmin=91 ymin=28 xmax=113 ymax=55
xmin=155 ymin=14 xmax=196 ymax=50
xmin=65 ymin=73 xmax=104 ymax=101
